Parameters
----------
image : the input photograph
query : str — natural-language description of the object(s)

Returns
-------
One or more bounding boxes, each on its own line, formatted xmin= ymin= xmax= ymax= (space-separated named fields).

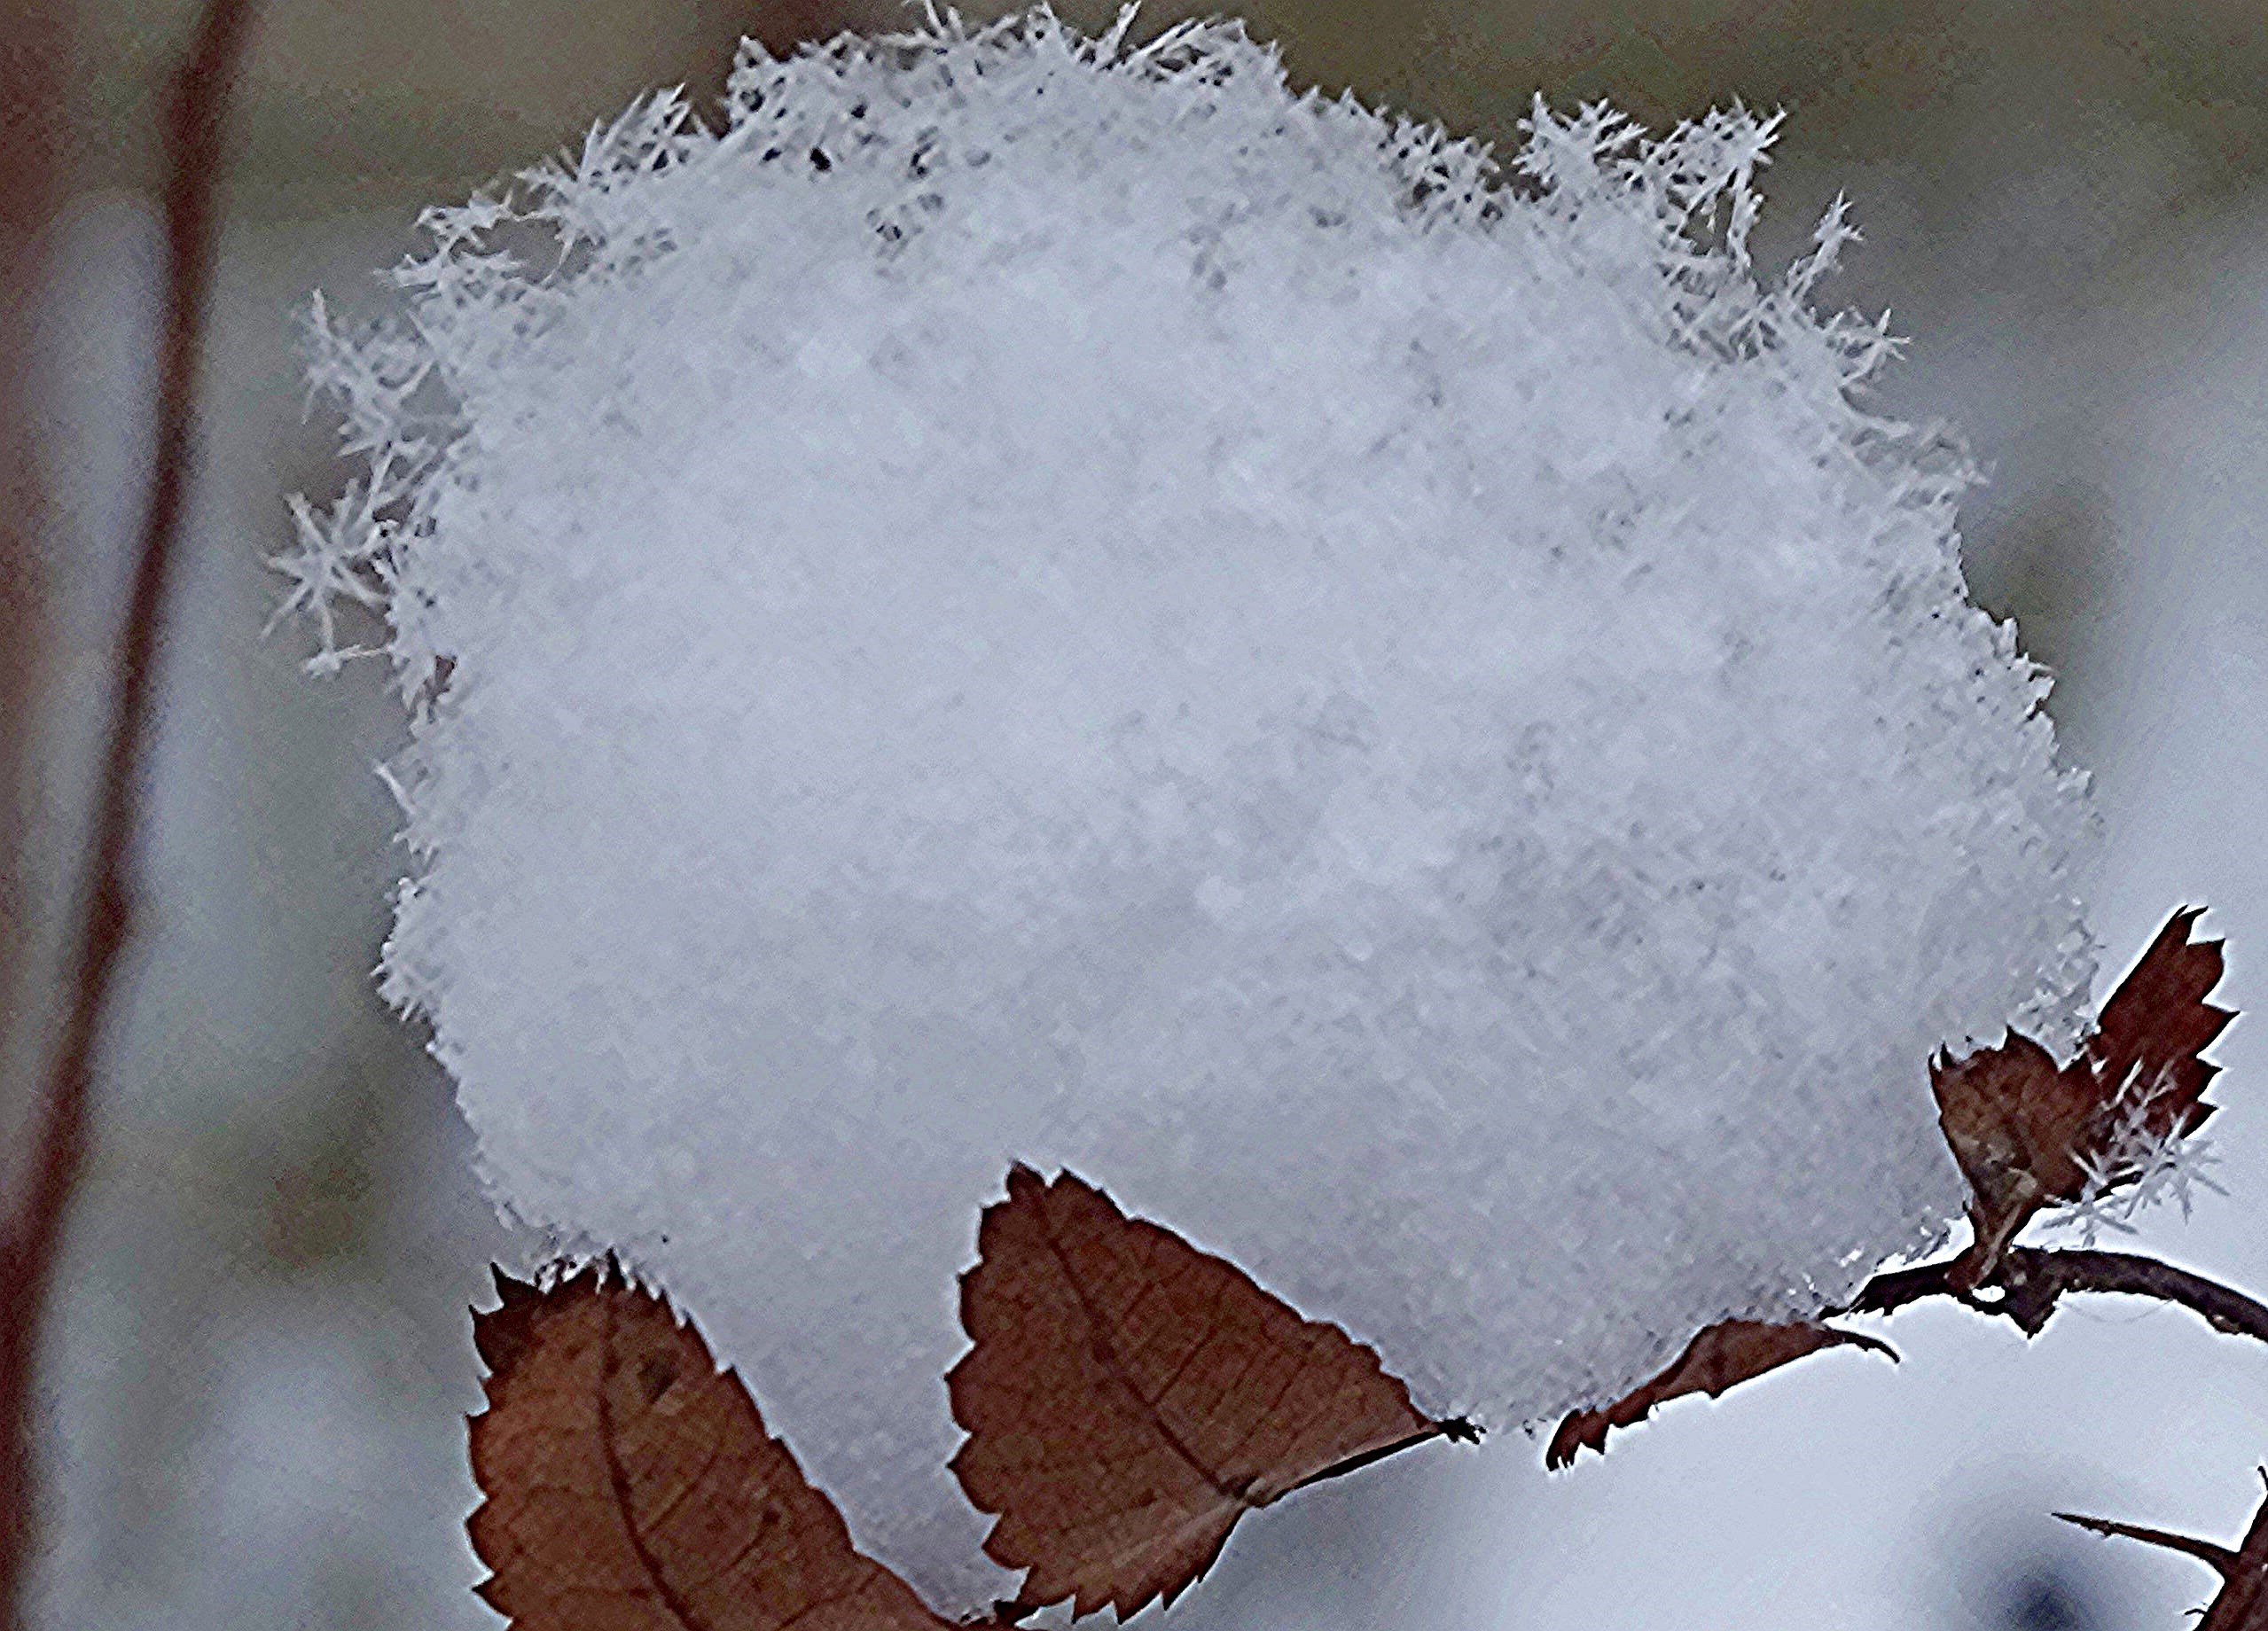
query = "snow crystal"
xmin=285 ymin=8 xmax=2096 ymax=1606
xmin=2047 ymin=1065 xmax=2226 ymax=1245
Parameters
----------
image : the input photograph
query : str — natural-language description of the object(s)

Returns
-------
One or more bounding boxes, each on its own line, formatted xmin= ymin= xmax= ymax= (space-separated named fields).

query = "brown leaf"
xmin=469 ymin=1260 xmax=950 ymax=1631
xmin=947 ymin=1166 xmax=1472 ymax=1619
xmin=2060 ymin=1469 xmax=2268 ymax=1629
xmin=2084 ymin=906 xmax=2235 ymax=1150
xmin=1545 ymin=1318 xmax=1897 ymax=1470
xmin=1930 ymin=1032 xmax=2096 ymax=1277
xmin=1930 ymin=908 xmax=2235 ymax=1285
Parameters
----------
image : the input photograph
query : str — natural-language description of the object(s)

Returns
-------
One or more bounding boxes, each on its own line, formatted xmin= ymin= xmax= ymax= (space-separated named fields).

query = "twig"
xmin=2060 ymin=1470 xmax=2268 ymax=1631
xmin=1849 ymin=1245 xmax=2268 ymax=1346
xmin=0 ymin=3 xmax=258 ymax=1620
xmin=2053 ymin=1511 xmax=2241 ymax=1574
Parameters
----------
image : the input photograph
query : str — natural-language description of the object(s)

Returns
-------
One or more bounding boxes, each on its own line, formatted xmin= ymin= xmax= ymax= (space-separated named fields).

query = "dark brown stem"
xmin=1294 ymin=1416 xmax=1484 ymax=1492
xmin=2054 ymin=1511 xmax=2241 ymax=1575
xmin=0 ymin=3 xmax=258 ymax=1619
xmin=2059 ymin=1471 xmax=2268 ymax=1631
xmin=1848 ymin=1245 xmax=2268 ymax=1346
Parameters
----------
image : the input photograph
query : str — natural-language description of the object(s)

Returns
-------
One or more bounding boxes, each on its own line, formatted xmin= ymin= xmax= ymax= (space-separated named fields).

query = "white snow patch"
xmin=285 ymin=10 xmax=2095 ymax=1607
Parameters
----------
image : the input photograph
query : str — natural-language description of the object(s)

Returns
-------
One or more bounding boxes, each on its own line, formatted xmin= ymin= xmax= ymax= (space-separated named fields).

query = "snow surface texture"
xmin=285 ymin=9 xmax=2098 ymax=1606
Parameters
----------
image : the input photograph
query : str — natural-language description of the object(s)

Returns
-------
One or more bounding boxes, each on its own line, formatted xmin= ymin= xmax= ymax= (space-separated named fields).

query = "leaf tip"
xmin=473 ymin=1263 xmax=551 ymax=1375
xmin=1838 ymin=1327 xmax=1900 ymax=1364
xmin=1542 ymin=1412 xmax=1600 ymax=1471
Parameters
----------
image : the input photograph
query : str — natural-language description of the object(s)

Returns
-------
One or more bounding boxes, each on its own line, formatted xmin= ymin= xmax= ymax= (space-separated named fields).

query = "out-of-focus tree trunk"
xmin=0 ymin=1 xmax=74 ymax=1614
xmin=0 ymin=0 xmax=74 ymax=1224
xmin=0 ymin=2 xmax=71 ymax=1089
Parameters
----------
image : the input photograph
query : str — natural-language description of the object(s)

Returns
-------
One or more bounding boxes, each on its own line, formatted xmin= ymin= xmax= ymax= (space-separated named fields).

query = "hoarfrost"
xmin=287 ymin=8 xmax=2096 ymax=1606
xmin=2047 ymin=1065 xmax=2226 ymax=1245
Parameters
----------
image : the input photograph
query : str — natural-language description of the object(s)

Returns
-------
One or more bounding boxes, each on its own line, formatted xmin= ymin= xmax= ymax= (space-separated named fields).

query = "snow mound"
xmin=285 ymin=8 xmax=2095 ymax=1606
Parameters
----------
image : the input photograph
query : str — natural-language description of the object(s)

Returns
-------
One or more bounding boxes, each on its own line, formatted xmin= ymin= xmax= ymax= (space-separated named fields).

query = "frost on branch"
xmin=290 ymin=8 xmax=2094 ymax=1605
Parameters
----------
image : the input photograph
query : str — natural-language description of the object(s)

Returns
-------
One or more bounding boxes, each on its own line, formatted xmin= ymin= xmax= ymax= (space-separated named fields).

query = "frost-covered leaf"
xmin=468 ymin=1263 xmax=949 ymax=1631
xmin=2084 ymin=906 xmax=2233 ymax=1149
xmin=949 ymin=1167 xmax=1466 ymax=1619
xmin=1933 ymin=909 xmax=2233 ymax=1278
xmin=294 ymin=8 xmax=2098 ymax=1604
xmin=1543 ymin=1318 xmax=1894 ymax=1469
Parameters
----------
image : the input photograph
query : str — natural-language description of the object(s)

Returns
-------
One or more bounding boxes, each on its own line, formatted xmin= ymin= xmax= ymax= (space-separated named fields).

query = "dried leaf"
xmin=470 ymin=1260 xmax=950 ymax=1631
xmin=1930 ymin=1032 xmax=2095 ymax=1276
xmin=948 ymin=1166 xmax=1471 ymax=1619
xmin=1545 ymin=1318 xmax=1896 ymax=1470
xmin=1931 ymin=908 xmax=2235 ymax=1284
xmin=2060 ymin=1470 xmax=2268 ymax=1630
xmin=2084 ymin=906 xmax=2234 ymax=1149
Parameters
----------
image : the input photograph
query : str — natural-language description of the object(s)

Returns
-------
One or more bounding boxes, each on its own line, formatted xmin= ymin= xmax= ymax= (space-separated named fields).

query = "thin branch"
xmin=1848 ymin=1245 xmax=2268 ymax=1346
xmin=0 ymin=3 xmax=259 ymax=1620
xmin=2054 ymin=1511 xmax=2242 ymax=1575
xmin=2060 ymin=1472 xmax=2268 ymax=1631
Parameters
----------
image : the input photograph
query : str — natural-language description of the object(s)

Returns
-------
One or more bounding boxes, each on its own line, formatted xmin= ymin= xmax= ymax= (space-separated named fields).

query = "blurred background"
xmin=6 ymin=0 xmax=2268 ymax=1626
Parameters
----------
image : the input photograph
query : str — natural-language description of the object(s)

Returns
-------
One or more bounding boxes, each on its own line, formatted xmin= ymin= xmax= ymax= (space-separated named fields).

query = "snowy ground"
xmin=17 ymin=120 xmax=2268 ymax=1631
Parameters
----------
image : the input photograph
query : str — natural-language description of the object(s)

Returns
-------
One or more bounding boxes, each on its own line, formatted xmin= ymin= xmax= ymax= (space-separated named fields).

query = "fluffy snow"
xmin=285 ymin=9 xmax=2096 ymax=1607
